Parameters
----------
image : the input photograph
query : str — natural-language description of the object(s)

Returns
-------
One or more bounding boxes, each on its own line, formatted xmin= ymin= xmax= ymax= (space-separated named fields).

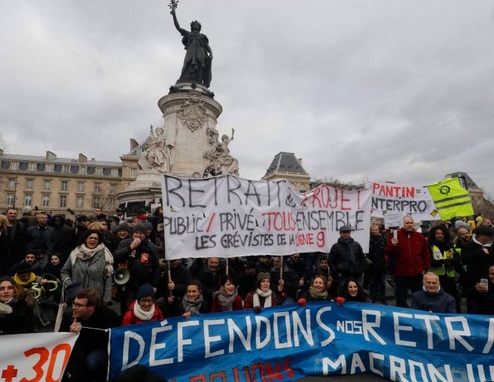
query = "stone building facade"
xmin=0 ymin=148 xmax=139 ymax=216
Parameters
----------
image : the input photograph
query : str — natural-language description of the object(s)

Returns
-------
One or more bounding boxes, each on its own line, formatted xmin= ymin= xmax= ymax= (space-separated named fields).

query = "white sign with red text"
xmin=0 ymin=332 xmax=78 ymax=382
xmin=367 ymin=180 xmax=440 ymax=222
xmin=162 ymin=175 xmax=372 ymax=258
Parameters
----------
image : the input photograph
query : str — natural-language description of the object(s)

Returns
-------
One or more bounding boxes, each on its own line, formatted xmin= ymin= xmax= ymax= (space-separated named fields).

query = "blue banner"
xmin=109 ymin=302 xmax=494 ymax=382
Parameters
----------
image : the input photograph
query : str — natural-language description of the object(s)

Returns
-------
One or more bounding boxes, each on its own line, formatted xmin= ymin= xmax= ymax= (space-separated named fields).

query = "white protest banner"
xmin=162 ymin=175 xmax=372 ymax=259
xmin=367 ymin=180 xmax=440 ymax=221
xmin=0 ymin=332 xmax=78 ymax=382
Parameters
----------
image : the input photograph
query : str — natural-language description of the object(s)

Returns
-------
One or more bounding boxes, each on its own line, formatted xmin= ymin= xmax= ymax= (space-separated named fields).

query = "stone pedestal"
xmin=117 ymin=170 xmax=163 ymax=207
xmin=158 ymin=84 xmax=223 ymax=177
xmin=117 ymin=83 xmax=225 ymax=208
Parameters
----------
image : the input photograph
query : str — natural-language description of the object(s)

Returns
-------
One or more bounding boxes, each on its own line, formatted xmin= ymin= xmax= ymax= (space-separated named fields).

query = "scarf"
xmin=423 ymin=285 xmax=441 ymax=294
xmin=182 ymin=294 xmax=204 ymax=314
xmin=430 ymin=239 xmax=450 ymax=253
xmin=253 ymin=288 xmax=272 ymax=308
xmin=70 ymin=243 xmax=114 ymax=277
xmin=338 ymin=237 xmax=356 ymax=265
xmin=473 ymin=236 xmax=493 ymax=248
xmin=212 ymin=285 xmax=238 ymax=312
xmin=133 ymin=301 xmax=155 ymax=321
xmin=308 ymin=286 xmax=328 ymax=300
xmin=13 ymin=273 xmax=36 ymax=287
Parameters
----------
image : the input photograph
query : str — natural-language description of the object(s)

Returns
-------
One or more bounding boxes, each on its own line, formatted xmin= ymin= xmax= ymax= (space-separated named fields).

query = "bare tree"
xmin=95 ymin=183 xmax=122 ymax=213
xmin=0 ymin=133 xmax=6 ymax=152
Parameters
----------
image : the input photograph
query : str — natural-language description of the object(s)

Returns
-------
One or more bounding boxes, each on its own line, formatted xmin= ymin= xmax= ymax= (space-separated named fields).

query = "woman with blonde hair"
xmin=0 ymin=214 xmax=8 ymax=233
xmin=298 ymin=275 xmax=333 ymax=306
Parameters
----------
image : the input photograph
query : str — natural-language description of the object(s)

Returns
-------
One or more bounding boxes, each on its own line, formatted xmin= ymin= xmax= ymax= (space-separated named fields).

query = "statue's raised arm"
xmin=169 ymin=2 xmax=213 ymax=88
xmin=170 ymin=8 xmax=187 ymax=35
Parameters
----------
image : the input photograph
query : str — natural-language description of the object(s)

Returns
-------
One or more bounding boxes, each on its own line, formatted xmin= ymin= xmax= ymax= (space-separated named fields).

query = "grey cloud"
xmin=1 ymin=0 xmax=494 ymax=195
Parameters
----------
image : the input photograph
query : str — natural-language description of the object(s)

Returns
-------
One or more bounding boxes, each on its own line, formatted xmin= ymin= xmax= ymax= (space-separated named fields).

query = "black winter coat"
xmin=113 ymin=238 xmax=160 ymax=287
xmin=367 ymin=233 xmax=386 ymax=274
xmin=329 ymin=237 xmax=365 ymax=277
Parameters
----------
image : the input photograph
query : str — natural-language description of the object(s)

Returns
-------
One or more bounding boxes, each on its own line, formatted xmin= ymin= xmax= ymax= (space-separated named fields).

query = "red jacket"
xmin=121 ymin=301 xmax=164 ymax=326
xmin=385 ymin=229 xmax=430 ymax=277
xmin=211 ymin=295 xmax=243 ymax=312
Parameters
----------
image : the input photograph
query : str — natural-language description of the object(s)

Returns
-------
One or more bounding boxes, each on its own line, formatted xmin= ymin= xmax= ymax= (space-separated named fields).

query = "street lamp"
xmin=12 ymin=175 xmax=18 ymax=209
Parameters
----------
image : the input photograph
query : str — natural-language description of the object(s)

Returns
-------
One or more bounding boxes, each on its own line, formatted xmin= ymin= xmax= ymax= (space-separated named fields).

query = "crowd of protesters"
xmin=1 ymin=205 xmax=494 ymax=381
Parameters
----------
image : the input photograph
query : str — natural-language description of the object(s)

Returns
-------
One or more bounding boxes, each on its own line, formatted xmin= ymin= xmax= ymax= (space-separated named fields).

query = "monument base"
xmin=117 ymin=85 xmax=236 ymax=213
xmin=158 ymin=86 xmax=223 ymax=177
xmin=116 ymin=170 xmax=163 ymax=207
xmin=169 ymin=82 xmax=215 ymax=99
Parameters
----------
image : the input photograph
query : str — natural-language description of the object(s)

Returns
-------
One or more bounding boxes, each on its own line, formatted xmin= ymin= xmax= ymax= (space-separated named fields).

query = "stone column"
xmin=158 ymin=84 xmax=223 ymax=178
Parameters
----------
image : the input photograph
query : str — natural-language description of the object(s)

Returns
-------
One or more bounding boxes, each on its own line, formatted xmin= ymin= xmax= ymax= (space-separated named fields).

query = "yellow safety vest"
xmin=429 ymin=245 xmax=456 ymax=277
xmin=427 ymin=177 xmax=474 ymax=220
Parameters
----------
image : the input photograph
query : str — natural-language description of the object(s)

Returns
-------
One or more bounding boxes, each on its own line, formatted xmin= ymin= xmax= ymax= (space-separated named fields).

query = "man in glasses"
xmin=60 ymin=289 xmax=118 ymax=382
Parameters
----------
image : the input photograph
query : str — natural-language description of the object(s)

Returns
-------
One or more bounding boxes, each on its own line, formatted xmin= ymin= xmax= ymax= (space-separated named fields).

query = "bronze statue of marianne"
xmin=170 ymin=5 xmax=213 ymax=88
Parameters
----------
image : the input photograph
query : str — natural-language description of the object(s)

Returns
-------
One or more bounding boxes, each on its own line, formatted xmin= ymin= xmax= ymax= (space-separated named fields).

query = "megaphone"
xmin=113 ymin=268 xmax=130 ymax=285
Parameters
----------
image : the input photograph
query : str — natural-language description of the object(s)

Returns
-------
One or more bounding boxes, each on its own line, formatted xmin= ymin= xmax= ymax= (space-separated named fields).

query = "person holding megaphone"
xmin=113 ymin=223 xmax=160 ymax=316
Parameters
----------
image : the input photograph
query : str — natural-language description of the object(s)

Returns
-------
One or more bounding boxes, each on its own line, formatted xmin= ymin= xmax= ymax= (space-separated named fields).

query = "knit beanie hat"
xmin=257 ymin=272 xmax=270 ymax=284
xmin=133 ymin=223 xmax=147 ymax=234
xmin=454 ymin=220 xmax=470 ymax=230
xmin=16 ymin=263 xmax=34 ymax=275
xmin=136 ymin=283 xmax=155 ymax=301
xmin=115 ymin=222 xmax=131 ymax=233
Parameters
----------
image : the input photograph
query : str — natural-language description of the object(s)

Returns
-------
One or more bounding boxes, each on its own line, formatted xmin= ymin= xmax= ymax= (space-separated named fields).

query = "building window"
xmin=44 ymin=180 xmax=52 ymax=190
xmin=108 ymin=198 xmax=115 ymax=209
xmin=59 ymin=195 xmax=67 ymax=208
xmin=80 ymin=167 xmax=87 ymax=175
xmin=109 ymin=183 xmax=117 ymax=195
xmin=76 ymin=196 xmax=84 ymax=209
xmin=130 ymin=168 xmax=137 ymax=178
xmin=7 ymin=178 xmax=16 ymax=189
xmin=42 ymin=195 xmax=50 ymax=207
xmin=9 ymin=162 xmax=19 ymax=171
xmin=28 ymin=163 xmax=37 ymax=171
xmin=93 ymin=197 xmax=101 ymax=208
xmin=94 ymin=183 xmax=101 ymax=193
xmin=45 ymin=164 xmax=53 ymax=172
xmin=62 ymin=165 xmax=71 ymax=173
xmin=77 ymin=182 xmax=85 ymax=192
xmin=96 ymin=167 xmax=103 ymax=176
xmin=25 ymin=179 xmax=33 ymax=189
xmin=61 ymin=181 xmax=69 ymax=191
xmin=111 ymin=168 xmax=119 ymax=177
xmin=24 ymin=194 xmax=32 ymax=206
xmin=6 ymin=193 xmax=15 ymax=206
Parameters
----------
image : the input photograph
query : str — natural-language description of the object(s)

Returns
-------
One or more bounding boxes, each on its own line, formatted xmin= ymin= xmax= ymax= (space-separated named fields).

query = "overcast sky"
xmin=1 ymin=1 xmax=494 ymax=197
